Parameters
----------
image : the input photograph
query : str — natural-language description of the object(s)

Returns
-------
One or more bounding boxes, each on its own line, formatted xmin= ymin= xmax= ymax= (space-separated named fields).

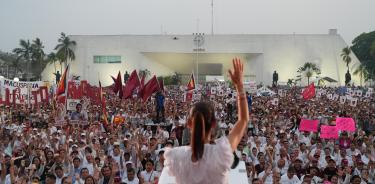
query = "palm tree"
xmin=287 ymin=79 xmax=295 ymax=87
xmin=297 ymin=62 xmax=321 ymax=85
xmin=47 ymin=52 xmax=59 ymax=73
xmin=341 ymin=47 xmax=352 ymax=85
xmin=55 ymin=32 xmax=76 ymax=70
xmin=353 ymin=62 xmax=369 ymax=86
xmin=31 ymin=38 xmax=46 ymax=80
xmin=341 ymin=47 xmax=352 ymax=70
xmin=31 ymin=38 xmax=45 ymax=61
xmin=13 ymin=39 xmax=33 ymax=80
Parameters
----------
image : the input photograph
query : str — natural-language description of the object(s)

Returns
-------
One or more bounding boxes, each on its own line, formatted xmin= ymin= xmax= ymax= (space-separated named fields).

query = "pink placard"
xmin=320 ymin=125 xmax=338 ymax=139
xmin=299 ymin=119 xmax=319 ymax=132
xmin=336 ymin=117 xmax=356 ymax=132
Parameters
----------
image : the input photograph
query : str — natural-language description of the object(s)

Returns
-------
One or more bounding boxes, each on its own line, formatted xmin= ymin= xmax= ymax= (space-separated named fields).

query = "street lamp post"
xmin=193 ymin=33 xmax=204 ymax=85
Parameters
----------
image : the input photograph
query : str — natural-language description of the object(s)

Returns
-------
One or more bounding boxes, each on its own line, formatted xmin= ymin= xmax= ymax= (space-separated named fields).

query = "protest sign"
xmin=350 ymin=90 xmax=355 ymax=96
xmin=365 ymin=91 xmax=371 ymax=98
xmin=327 ymin=94 xmax=333 ymax=100
xmin=271 ymin=98 xmax=279 ymax=106
xmin=339 ymin=96 xmax=346 ymax=104
xmin=217 ymin=90 xmax=224 ymax=96
xmin=316 ymin=92 xmax=321 ymax=98
xmin=299 ymin=119 xmax=319 ymax=132
xmin=0 ymin=78 xmax=49 ymax=105
xmin=210 ymin=87 xmax=217 ymax=95
xmin=350 ymin=98 xmax=358 ymax=107
xmin=320 ymin=125 xmax=339 ymax=139
xmin=336 ymin=117 xmax=356 ymax=132
xmin=333 ymin=94 xmax=339 ymax=101
xmin=356 ymin=90 xmax=362 ymax=97
xmin=248 ymin=81 xmax=257 ymax=94
xmin=67 ymin=99 xmax=81 ymax=111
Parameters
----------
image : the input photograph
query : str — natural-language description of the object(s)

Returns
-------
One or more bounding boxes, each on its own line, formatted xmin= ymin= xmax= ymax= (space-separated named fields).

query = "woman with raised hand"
xmin=159 ymin=58 xmax=250 ymax=184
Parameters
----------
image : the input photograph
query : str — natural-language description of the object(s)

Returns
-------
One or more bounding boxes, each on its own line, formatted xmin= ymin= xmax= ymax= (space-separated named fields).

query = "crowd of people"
xmin=0 ymin=75 xmax=374 ymax=183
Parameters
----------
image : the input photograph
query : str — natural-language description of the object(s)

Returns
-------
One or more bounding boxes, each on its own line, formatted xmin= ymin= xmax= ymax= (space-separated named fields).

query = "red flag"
xmin=140 ymin=75 xmax=160 ymax=102
xmin=56 ymin=65 xmax=69 ymax=96
xmin=117 ymin=72 xmax=123 ymax=99
xmin=186 ymin=73 xmax=195 ymax=91
xmin=302 ymin=83 xmax=315 ymax=100
xmin=185 ymin=91 xmax=193 ymax=102
xmin=138 ymin=74 xmax=146 ymax=98
xmin=140 ymin=74 xmax=145 ymax=88
xmin=111 ymin=71 xmax=123 ymax=99
xmin=123 ymin=70 xmax=140 ymax=99
xmin=99 ymin=81 xmax=109 ymax=125
xmin=111 ymin=76 xmax=119 ymax=93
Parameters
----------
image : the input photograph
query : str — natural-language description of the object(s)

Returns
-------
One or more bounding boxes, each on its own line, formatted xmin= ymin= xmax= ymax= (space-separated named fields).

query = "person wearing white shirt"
xmin=280 ymin=167 xmax=301 ymax=184
xmin=122 ymin=168 xmax=139 ymax=184
xmin=140 ymin=160 xmax=159 ymax=184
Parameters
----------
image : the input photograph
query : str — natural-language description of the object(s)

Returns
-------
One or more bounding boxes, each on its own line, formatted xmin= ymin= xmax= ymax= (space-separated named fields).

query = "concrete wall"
xmin=41 ymin=33 xmax=360 ymax=86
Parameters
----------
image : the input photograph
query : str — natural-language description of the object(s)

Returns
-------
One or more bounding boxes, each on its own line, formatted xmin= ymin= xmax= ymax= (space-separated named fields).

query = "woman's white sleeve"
xmin=214 ymin=137 xmax=234 ymax=171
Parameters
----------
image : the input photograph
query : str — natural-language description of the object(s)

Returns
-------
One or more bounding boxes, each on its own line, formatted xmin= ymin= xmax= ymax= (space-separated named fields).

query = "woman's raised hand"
xmin=228 ymin=58 xmax=244 ymax=89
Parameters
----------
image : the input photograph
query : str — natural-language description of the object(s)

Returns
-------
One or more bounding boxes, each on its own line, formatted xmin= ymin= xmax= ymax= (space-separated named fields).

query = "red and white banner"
xmin=0 ymin=78 xmax=50 ymax=105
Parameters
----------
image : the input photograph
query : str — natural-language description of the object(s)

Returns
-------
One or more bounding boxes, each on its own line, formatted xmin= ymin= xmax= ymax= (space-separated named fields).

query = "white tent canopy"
xmin=256 ymin=86 xmax=276 ymax=96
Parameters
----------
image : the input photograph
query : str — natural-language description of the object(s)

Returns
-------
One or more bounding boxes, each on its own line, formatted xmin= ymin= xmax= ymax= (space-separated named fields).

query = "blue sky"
xmin=1 ymin=0 xmax=374 ymax=52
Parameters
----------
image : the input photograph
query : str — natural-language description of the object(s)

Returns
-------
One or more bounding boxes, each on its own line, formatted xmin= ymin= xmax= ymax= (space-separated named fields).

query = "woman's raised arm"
xmin=227 ymin=58 xmax=250 ymax=151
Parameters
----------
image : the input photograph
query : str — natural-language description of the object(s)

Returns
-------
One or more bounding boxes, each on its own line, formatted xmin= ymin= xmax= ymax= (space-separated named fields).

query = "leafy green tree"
xmin=351 ymin=31 xmax=375 ymax=81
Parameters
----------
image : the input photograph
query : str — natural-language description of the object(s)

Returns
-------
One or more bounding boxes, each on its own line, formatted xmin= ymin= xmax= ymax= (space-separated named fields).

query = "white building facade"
xmin=42 ymin=29 xmax=360 ymax=86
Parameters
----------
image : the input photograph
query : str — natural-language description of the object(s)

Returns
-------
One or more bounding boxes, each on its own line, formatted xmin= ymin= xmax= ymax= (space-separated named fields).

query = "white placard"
xmin=316 ymin=91 xmax=322 ymax=98
xmin=350 ymin=98 xmax=358 ymax=107
xmin=333 ymin=94 xmax=339 ymax=101
xmin=365 ymin=91 xmax=371 ymax=98
xmin=327 ymin=94 xmax=333 ymax=100
xmin=210 ymin=87 xmax=217 ymax=95
xmin=272 ymin=98 xmax=279 ymax=106
xmin=217 ymin=90 xmax=224 ymax=96
xmin=67 ymin=99 xmax=81 ymax=111
xmin=356 ymin=90 xmax=363 ymax=97
xmin=339 ymin=96 xmax=346 ymax=104
xmin=248 ymin=81 xmax=257 ymax=94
